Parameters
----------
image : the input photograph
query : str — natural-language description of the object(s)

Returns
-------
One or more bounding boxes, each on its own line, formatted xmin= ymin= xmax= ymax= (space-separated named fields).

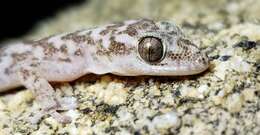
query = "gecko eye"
xmin=138 ymin=37 xmax=164 ymax=63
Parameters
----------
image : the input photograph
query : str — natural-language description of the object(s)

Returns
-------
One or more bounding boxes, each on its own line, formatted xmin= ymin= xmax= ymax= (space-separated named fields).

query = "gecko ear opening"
xmin=138 ymin=36 xmax=165 ymax=64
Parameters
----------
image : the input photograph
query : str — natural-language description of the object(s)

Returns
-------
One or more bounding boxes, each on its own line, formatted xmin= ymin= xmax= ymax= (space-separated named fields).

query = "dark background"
xmin=0 ymin=0 xmax=86 ymax=43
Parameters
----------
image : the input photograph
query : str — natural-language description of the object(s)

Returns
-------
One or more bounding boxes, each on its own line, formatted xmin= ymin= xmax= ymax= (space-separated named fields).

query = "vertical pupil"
xmin=149 ymin=44 xmax=152 ymax=61
xmin=148 ymin=42 xmax=153 ymax=62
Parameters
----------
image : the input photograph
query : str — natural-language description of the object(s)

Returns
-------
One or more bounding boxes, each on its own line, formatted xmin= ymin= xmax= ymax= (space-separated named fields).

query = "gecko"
xmin=0 ymin=19 xmax=209 ymax=123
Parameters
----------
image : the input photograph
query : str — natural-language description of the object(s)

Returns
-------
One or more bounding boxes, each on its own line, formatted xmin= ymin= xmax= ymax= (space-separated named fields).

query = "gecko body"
xmin=0 ymin=19 xmax=209 ymax=123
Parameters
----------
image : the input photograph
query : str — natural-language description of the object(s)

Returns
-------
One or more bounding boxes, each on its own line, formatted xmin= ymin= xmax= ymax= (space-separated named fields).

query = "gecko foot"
xmin=27 ymin=104 xmax=72 ymax=124
xmin=48 ymin=110 xmax=72 ymax=123
xmin=57 ymin=97 xmax=78 ymax=110
xmin=42 ymin=99 xmax=73 ymax=123
xmin=18 ymin=67 xmax=74 ymax=124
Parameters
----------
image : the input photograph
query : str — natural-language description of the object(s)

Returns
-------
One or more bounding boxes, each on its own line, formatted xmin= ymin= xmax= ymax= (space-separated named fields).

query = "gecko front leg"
xmin=17 ymin=65 xmax=72 ymax=123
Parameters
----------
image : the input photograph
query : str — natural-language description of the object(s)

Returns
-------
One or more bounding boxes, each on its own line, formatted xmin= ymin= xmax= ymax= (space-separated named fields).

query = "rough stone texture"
xmin=0 ymin=0 xmax=260 ymax=134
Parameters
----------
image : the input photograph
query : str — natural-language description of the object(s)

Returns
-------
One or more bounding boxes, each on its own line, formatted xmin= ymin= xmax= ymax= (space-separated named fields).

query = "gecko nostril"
xmin=202 ymin=58 xmax=206 ymax=64
xmin=202 ymin=56 xmax=209 ymax=65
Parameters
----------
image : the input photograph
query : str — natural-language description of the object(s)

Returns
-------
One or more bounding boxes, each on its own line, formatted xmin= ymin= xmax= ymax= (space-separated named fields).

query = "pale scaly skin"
xmin=0 ymin=19 xmax=209 ymax=123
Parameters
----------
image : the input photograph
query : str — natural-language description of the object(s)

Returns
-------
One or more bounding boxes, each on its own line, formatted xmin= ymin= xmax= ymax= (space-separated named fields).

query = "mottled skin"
xmin=0 ymin=19 xmax=209 ymax=123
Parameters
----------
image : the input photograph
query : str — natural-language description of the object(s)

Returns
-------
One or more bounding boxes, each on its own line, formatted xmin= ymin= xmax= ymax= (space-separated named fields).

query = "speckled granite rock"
xmin=0 ymin=0 xmax=259 ymax=134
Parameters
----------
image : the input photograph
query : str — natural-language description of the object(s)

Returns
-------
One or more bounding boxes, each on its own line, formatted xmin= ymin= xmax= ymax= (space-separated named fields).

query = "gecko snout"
xmin=195 ymin=51 xmax=209 ymax=68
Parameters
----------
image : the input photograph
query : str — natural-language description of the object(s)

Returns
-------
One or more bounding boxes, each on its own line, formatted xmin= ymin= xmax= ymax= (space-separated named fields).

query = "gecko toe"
xmin=49 ymin=110 xmax=72 ymax=123
xmin=27 ymin=110 xmax=46 ymax=124
xmin=57 ymin=97 xmax=78 ymax=110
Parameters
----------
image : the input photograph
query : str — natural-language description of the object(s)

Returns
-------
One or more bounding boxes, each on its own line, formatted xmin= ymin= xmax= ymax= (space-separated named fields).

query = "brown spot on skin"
xmin=129 ymin=19 xmax=159 ymax=31
xmin=61 ymin=32 xmax=87 ymax=43
xmin=109 ymin=36 xmax=134 ymax=55
xmin=168 ymin=50 xmax=195 ymax=62
xmin=99 ymin=22 xmax=124 ymax=36
xmin=11 ymin=52 xmax=31 ymax=62
xmin=30 ymin=63 xmax=40 ymax=67
xmin=60 ymin=44 xmax=68 ymax=54
xmin=35 ymin=35 xmax=53 ymax=47
xmin=43 ymin=45 xmax=58 ymax=56
xmin=119 ymin=27 xmax=138 ymax=36
xmin=20 ymin=69 xmax=30 ymax=81
xmin=58 ymin=57 xmax=71 ymax=62
xmin=32 ymin=33 xmax=90 ymax=59
xmin=81 ymin=30 xmax=95 ymax=45
xmin=99 ymin=29 xmax=110 ymax=35
xmin=119 ymin=19 xmax=158 ymax=37
xmin=74 ymin=48 xmax=83 ymax=56
xmin=96 ymin=37 xmax=134 ymax=56
xmin=33 ymin=37 xmax=59 ymax=58
xmin=96 ymin=39 xmax=108 ymax=55
xmin=167 ymin=51 xmax=184 ymax=60
xmin=168 ymin=31 xmax=177 ymax=35
xmin=184 ymin=50 xmax=194 ymax=61
xmin=86 ymin=36 xmax=95 ymax=45
xmin=182 ymin=45 xmax=188 ymax=51
xmin=150 ymin=62 xmax=168 ymax=66
xmin=109 ymin=39 xmax=128 ymax=55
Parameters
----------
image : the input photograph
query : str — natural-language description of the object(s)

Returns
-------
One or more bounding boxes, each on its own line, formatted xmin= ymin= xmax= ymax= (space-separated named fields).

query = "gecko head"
xmin=113 ymin=20 xmax=209 ymax=76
